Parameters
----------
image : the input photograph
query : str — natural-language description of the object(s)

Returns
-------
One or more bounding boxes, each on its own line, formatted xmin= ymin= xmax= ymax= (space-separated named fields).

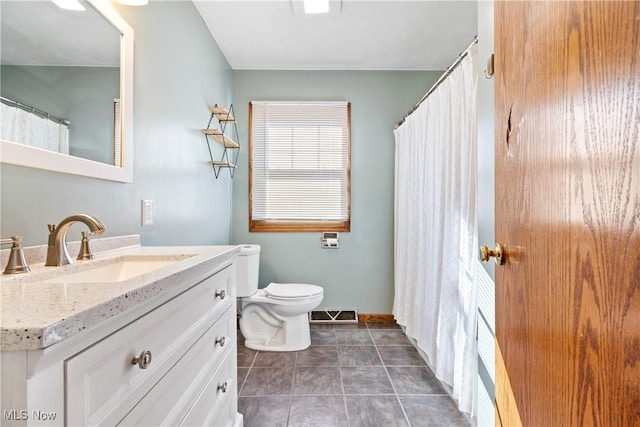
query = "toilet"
xmin=236 ymin=244 xmax=324 ymax=351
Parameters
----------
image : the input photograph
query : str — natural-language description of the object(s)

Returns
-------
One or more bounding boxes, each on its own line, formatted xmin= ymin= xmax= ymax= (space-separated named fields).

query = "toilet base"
xmin=239 ymin=303 xmax=312 ymax=352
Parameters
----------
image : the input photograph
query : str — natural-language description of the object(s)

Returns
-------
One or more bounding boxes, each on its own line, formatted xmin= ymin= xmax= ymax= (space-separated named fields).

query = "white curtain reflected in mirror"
xmin=0 ymin=98 xmax=70 ymax=154
xmin=0 ymin=0 xmax=120 ymax=165
xmin=0 ymin=0 xmax=134 ymax=183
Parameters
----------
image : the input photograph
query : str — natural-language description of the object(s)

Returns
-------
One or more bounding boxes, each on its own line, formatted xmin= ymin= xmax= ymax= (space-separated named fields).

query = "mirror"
xmin=0 ymin=0 xmax=133 ymax=183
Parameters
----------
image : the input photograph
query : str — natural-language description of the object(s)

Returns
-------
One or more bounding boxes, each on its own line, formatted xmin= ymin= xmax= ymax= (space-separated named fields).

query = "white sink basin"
xmin=43 ymin=254 xmax=195 ymax=284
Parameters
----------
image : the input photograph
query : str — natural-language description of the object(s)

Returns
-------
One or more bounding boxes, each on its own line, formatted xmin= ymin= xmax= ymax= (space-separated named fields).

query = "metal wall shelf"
xmin=202 ymin=104 xmax=240 ymax=178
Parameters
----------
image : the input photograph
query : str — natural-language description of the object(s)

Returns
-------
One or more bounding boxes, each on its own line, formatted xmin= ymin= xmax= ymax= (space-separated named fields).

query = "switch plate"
xmin=141 ymin=199 xmax=153 ymax=226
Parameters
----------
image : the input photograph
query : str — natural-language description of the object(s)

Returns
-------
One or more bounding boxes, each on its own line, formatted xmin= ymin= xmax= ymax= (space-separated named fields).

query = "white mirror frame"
xmin=0 ymin=0 xmax=134 ymax=183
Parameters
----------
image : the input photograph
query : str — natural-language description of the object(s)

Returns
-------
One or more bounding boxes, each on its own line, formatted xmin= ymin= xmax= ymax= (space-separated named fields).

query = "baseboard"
xmin=238 ymin=311 xmax=395 ymax=324
xmin=357 ymin=313 xmax=395 ymax=323
xmin=308 ymin=312 xmax=395 ymax=324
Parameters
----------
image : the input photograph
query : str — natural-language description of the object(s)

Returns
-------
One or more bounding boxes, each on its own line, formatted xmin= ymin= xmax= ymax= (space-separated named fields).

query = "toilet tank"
xmin=236 ymin=244 xmax=261 ymax=297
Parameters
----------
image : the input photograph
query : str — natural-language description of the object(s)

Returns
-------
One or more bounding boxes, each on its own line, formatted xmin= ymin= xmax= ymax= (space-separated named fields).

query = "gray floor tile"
xmin=387 ymin=367 xmax=446 ymax=394
xmin=240 ymin=367 xmax=294 ymax=396
xmin=288 ymin=395 xmax=348 ymax=427
xmin=236 ymin=327 xmax=468 ymax=427
xmin=335 ymin=329 xmax=374 ymax=345
xmin=310 ymin=323 xmax=335 ymax=329
xmin=237 ymin=345 xmax=257 ymax=367
xmin=366 ymin=322 xmax=401 ymax=329
xmin=238 ymin=396 xmax=290 ymax=427
xmin=378 ymin=345 xmax=427 ymax=366
xmin=310 ymin=328 xmax=338 ymax=345
xmin=400 ymin=396 xmax=471 ymax=426
xmin=346 ymin=395 xmax=409 ymax=427
xmin=296 ymin=345 xmax=339 ymax=366
xmin=341 ymin=366 xmax=394 ymax=394
xmin=333 ymin=323 xmax=368 ymax=329
xmin=237 ymin=367 xmax=250 ymax=392
xmin=292 ymin=366 xmax=343 ymax=395
xmin=370 ymin=329 xmax=412 ymax=346
xmin=338 ymin=346 xmax=382 ymax=366
xmin=254 ymin=351 xmax=297 ymax=367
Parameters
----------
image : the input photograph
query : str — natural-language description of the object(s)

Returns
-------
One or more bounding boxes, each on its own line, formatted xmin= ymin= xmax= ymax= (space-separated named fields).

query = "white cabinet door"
xmin=119 ymin=308 xmax=236 ymax=426
xmin=66 ymin=265 xmax=234 ymax=426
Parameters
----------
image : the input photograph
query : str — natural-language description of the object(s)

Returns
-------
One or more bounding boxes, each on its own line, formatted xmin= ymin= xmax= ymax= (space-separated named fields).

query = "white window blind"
xmin=250 ymin=101 xmax=350 ymax=231
xmin=114 ymin=98 xmax=121 ymax=167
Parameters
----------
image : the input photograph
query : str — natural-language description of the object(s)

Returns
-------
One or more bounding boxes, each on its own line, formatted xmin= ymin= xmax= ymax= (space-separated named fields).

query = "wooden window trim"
xmin=248 ymin=101 xmax=351 ymax=233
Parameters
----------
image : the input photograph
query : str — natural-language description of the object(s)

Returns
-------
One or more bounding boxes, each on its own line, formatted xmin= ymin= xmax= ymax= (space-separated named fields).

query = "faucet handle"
xmin=1 ymin=236 xmax=31 ymax=275
xmin=77 ymin=231 xmax=94 ymax=261
xmin=48 ymin=224 xmax=56 ymax=233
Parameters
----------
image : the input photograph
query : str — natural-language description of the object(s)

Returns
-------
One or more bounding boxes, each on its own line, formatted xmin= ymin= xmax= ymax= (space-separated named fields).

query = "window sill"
xmin=249 ymin=220 xmax=350 ymax=233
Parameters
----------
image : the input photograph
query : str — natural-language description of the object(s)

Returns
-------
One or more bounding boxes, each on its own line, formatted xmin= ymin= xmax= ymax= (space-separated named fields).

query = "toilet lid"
xmin=264 ymin=283 xmax=323 ymax=299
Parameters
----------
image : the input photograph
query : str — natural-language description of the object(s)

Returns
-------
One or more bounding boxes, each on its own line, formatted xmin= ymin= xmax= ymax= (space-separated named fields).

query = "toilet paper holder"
xmin=321 ymin=232 xmax=339 ymax=249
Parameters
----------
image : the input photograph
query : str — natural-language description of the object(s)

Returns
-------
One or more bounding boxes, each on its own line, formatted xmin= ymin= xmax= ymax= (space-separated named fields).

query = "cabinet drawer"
xmin=119 ymin=308 xmax=236 ymax=426
xmin=66 ymin=265 xmax=233 ymax=426
xmin=180 ymin=348 xmax=237 ymax=427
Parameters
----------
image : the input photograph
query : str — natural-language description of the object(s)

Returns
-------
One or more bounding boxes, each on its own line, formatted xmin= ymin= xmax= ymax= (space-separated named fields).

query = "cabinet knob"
xmin=215 ymin=336 xmax=226 ymax=347
xmin=215 ymin=289 xmax=226 ymax=300
xmin=217 ymin=382 xmax=228 ymax=393
xmin=131 ymin=350 xmax=152 ymax=369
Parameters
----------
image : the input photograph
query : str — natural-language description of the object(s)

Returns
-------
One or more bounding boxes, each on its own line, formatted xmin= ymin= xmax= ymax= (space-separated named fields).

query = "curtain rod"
xmin=0 ymin=96 xmax=71 ymax=126
xmin=395 ymin=36 xmax=478 ymax=129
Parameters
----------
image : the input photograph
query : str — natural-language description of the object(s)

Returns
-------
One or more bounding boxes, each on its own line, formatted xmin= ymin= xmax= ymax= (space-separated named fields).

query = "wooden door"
xmin=494 ymin=1 xmax=640 ymax=426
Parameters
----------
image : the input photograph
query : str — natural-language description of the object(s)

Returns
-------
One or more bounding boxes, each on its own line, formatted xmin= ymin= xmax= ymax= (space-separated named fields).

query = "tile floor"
xmin=237 ymin=322 xmax=471 ymax=427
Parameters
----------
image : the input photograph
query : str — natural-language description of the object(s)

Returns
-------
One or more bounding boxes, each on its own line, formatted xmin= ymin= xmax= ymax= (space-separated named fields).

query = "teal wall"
xmin=0 ymin=2 xmax=446 ymax=314
xmin=0 ymin=1 xmax=233 ymax=247
xmin=231 ymin=71 xmax=442 ymax=313
xmin=1 ymin=65 xmax=120 ymax=164
xmin=477 ymin=1 xmax=495 ymax=279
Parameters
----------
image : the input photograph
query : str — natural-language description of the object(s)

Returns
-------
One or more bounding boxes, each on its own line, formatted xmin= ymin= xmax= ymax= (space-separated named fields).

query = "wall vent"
xmin=309 ymin=309 xmax=358 ymax=324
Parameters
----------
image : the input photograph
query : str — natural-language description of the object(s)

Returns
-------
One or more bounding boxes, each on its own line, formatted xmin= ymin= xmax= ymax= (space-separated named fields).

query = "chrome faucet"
xmin=45 ymin=214 xmax=106 ymax=266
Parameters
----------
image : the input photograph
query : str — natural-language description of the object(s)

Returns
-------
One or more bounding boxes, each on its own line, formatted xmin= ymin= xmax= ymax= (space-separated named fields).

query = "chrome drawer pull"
xmin=131 ymin=350 xmax=152 ymax=369
xmin=215 ymin=336 xmax=226 ymax=347
xmin=217 ymin=382 xmax=228 ymax=393
xmin=215 ymin=289 xmax=226 ymax=300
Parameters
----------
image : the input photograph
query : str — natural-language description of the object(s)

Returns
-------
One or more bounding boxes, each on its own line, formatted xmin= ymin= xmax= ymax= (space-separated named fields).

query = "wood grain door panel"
xmin=494 ymin=1 xmax=640 ymax=425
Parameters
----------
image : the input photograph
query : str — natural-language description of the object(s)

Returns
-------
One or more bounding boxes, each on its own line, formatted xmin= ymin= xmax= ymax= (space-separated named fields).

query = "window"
xmin=113 ymin=98 xmax=121 ymax=167
xmin=249 ymin=101 xmax=351 ymax=232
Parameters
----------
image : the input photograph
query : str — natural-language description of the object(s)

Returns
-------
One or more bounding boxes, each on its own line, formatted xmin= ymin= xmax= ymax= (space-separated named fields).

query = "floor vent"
xmin=309 ymin=309 xmax=358 ymax=324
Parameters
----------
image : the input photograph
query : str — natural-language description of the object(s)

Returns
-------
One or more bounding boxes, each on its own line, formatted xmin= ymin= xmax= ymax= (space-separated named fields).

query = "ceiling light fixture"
xmin=303 ymin=0 xmax=329 ymax=14
xmin=116 ymin=0 xmax=148 ymax=6
xmin=51 ymin=0 xmax=85 ymax=11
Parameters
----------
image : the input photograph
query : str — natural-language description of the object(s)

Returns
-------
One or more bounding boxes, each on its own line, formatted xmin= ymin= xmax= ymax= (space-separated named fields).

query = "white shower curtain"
xmin=0 ymin=103 xmax=69 ymax=154
xmin=393 ymin=44 xmax=478 ymax=415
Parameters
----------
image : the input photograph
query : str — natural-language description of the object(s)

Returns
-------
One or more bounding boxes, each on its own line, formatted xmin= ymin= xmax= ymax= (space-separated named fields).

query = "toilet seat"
xmin=264 ymin=283 xmax=323 ymax=300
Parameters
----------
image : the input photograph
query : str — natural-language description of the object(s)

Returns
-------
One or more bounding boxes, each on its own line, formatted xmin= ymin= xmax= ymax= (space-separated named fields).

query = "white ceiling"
xmin=0 ymin=0 xmax=120 ymax=67
xmin=1 ymin=0 xmax=477 ymax=71
xmin=193 ymin=0 xmax=478 ymax=70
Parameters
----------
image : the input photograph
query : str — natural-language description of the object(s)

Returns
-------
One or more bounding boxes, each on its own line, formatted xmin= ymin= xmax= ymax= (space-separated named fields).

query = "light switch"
xmin=141 ymin=199 xmax=153 ymax=226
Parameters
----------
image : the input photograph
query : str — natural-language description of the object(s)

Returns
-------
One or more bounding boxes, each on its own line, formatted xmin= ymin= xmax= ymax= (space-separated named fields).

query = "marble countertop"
xmin=0 ymin=237 xmax=239 ymax=351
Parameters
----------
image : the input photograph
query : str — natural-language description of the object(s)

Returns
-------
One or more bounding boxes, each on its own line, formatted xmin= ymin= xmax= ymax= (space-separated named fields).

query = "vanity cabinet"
xmin=1 ymin=258 xmax=240 ymax=427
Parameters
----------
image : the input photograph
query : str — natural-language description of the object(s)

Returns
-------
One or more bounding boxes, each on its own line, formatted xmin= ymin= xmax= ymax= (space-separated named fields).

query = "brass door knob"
xmin=480 ymin=243 xmax=505 ymax=265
